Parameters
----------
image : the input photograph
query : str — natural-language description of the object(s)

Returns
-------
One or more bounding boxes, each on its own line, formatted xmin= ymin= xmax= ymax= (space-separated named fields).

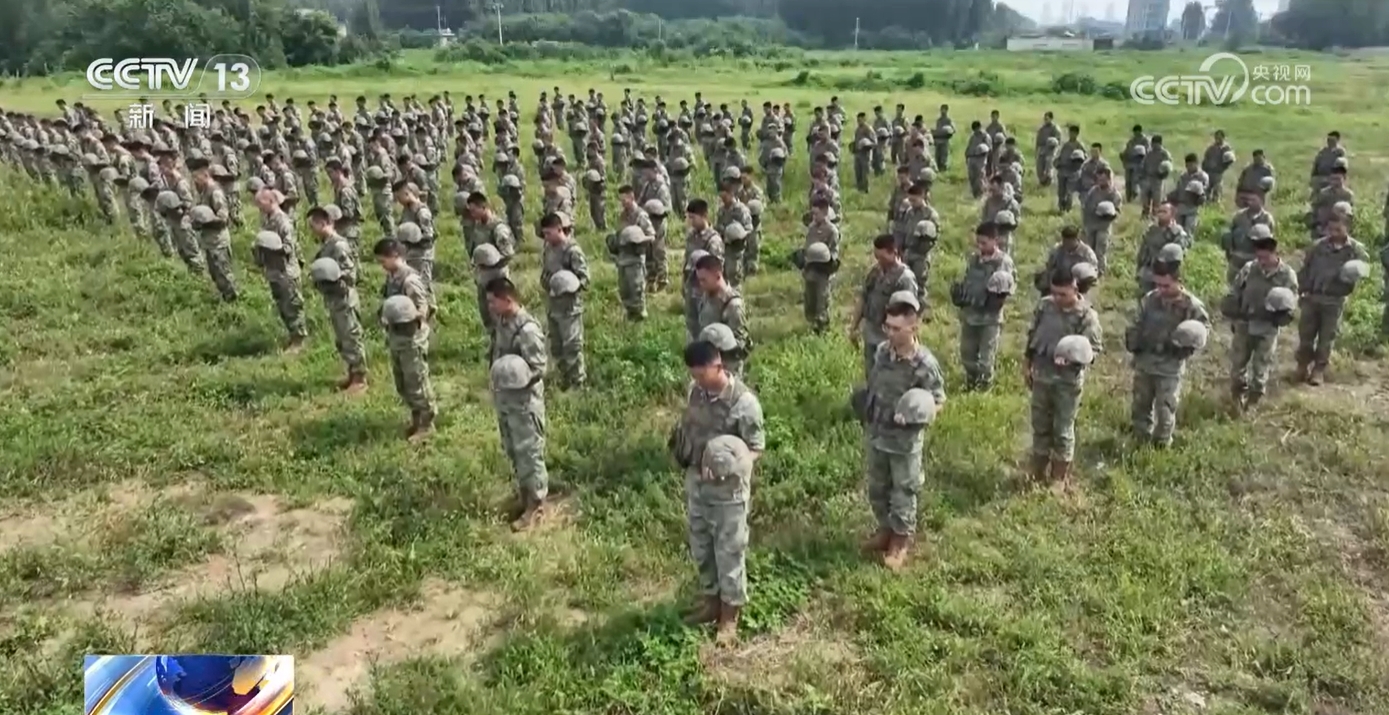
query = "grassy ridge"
xmin=2 ymin=48 xmax=1388 ymax=715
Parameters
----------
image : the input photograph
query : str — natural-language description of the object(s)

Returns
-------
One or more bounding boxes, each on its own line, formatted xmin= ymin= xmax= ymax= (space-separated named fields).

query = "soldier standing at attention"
xmin=1024 ymin=270 xmax=1102 ymax=490
xmin=486 ymin=278 xmax=551 ymax=531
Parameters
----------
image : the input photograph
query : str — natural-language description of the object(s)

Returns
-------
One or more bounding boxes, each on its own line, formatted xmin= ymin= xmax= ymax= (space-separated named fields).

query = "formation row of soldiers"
xmin=1 ymin=87 xmax=1386 ymax=646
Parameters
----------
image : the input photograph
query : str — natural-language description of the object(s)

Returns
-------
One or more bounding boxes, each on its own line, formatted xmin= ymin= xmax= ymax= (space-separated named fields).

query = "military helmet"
xmin=1045 ymin=136 xmax=1059 ymax=148
xmin=805 ymin=242 xmax=832 ymax=264
xmin=155 ymin=190 xmax=181 ymax=212
xmin=381 ymin=294 xmax=419 ymax=325
xmin=939 ymin=125 xmax=955 ymax=137
xmin=1072 ymin=261 xmax=1099 ymax=283
xmin=81 ymin=151 xmax=99 ymax=167
xmin=769 ymin=147 xmax=786 ymax=161
xmin=254 ymin=230 xmax=284 ymax=251
xmin=887 ymin=290 xmax=920 ymax=312
xmin=992 ymin=132 xmax=1006 ymax=144
xmin=723 ymin=222 xmax=748 ymax=242
xmin=1069 ymin=149 xmax=1085 ymax=162
xmin=1222 ymin=150 xmax=1236 ymax=164
xmin=973 ymin=143 xmax=990 ymax=156
xmin=1157 ymin=242 xmax=1185 ymax=263
xmin=672 ymin=157 xmax=691 ymax=172
xmin=995 ymin=209 xmax=1017 ymax=228
xmin=494 ymin=150 xmax=511 ymax=164
xmin=611 ymin=132 xmax=626 ymax=144
xmin=185 ymin=148 xmax=205 ymax=163
xmin=129 ymin=176 xmax=150 ymax=194
xmin=1332 ymin=200 xmax=1353 ymax=216
xmin=365 ymin=165 xmax=387 ymax=182
xmin=875 ymin=127 xmax=889 ymax=140
xmin=986 ymin=270 xmax=1016 ymax=294
xmin=1249 ymin=223 xmax=1274 ymax=240
xmin=702 ymin=434 xmax=753 ymax=481
xmin=1157 ymin=159 xmax=1173 ymax=176
xmin=322 ymin=204 xmax=344 ymax=222
xmin=584 ymin=168 xmax=602 ymax=184
xmin=895 ymin=388 xmax=938 ymax=426
xmin=921 ymin=168 xmax=937 ymax=183
xmin=856 ymin=137 xmax=875 ymax=151
xmin=721 ymin=166 xmax=741 ymax=181
xmin=210 ymin=165 xmax=232 ymax=180
xmin=1186 ymin=180 xmax=1205 ymax=194
xmin=395 ymin=222 xmax=423 ymax=244
xmin=698 ymin=323 xmax=738 ymax=351
xmin=1332 ymin=156 xmax=1348 ymax=169
xmin=1054 ymin=335 xmax=1095 ymax=366
xmin=1172 ymin=320 xmax=1209 ymax=350
xmin=686 ymin=249 xmax=710 ymax=273
xmin=914 ymin=220 xmax=938 ymax=239
xmin=502 ymin=174 xmax=522 ymax=189
xmin=549 ymin=269 xmax=581 ymax=297
xmin=531 ymin=139 xmax=545 ymax=151
xmin=1264 ymin=286 xmax=1296 ymax=312
xmin=317 ymin=131 xmax=333 ymax=145
xmin=1132 ymin=144 xmax=1147 ymax=156
xmin=310 ymin=257 xmax=342 ymax=283
xmin=490 ymin=354 xmax=533 ymax=391
xmin=188 ymin=205 xmax=216 ymax=227
xmin=1095 ymin=200 xmax=1118 ymax=218
xmin=291 ymin=149 xmax=309 ymax=164
xmin=247 ymin=177 xmax=266 ymax=193
xmin=98 ymin=166 xmax=119 ymax=182
xmin=618 ymin=225 xmax=650 ymax=245
xmin=644 ymin=199 xmax=667 ymax=216
xmin=746 ymin=199 xmax=763 ymax=216
xmin=1340 ymin=259 xmax=1370 ymax=283
xmin=452 ymin=191 xmax=470 ymax=214
xmin=1259 ymin=176 xmax=1275 ymax=191
xmin=473 ymin=243 xmax=504 ymax=268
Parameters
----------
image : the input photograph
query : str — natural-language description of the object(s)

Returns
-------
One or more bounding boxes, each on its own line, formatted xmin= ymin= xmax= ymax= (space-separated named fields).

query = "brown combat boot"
xmin=1230 ymin=383 xmax=1247 ymax=416
xmin=408 ymin=411 xmax=435 ymax=443
xmin=510 ymin=495 xmax=546 ymax=532
xmin=285 ymin=335 xmax=306 ymax=354
xmin=336 ymin=373 xmax=353 ymax=390
xmin=882 ymin=533 xmax=912 ymax=572
xmin=1308 ymin=367 xmax=1325 ymax=386
xmin=714 ymin=603 xmax=741 ymax=646
xmin=1295 ymin=359 xmax=1312 ymax=383
xmin=343 ymin=372 xmax=368 ymax=395
xmin=403 ymin=411 xmax=420 ymax=439
xmin=1049 ymin=460 xmax=1072 ymax=494
xmin=860 ymin=528 xmax=891 ymax=555
xmin=683 ymin=595 xmax=721 ymax=626
xmin=1029 ymin=454 xmax=1050 ymax=482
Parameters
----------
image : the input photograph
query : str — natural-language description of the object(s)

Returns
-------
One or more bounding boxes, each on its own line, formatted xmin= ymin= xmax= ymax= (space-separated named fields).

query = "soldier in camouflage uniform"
xmin=856 ymin=291 xmax=946 ymax=571
xmin=1079 ymin=167 xmax=1122 ymax=275
xmin=1053 ymin=125 xmax=1084 ymax=212
xmin=851 ymin=235 xmax=920 ymax=379
xmin=395 ymin=181 xmax=438 ymax=313
xmin=1034 ymin=227 xmax=1099 ymax=296
xmin=539 ymin=212 xmax=589 ymax=389
xmin=462 ymin=192 xmax=518 ymax=328
xmin=381 ymin=291 xmax=436 ymax=442
xmin=797 ymin=198 xmax=841 ymax=333
xmin=1024 ymin=269 xmax=1103 ymax=488
xmin=327 ymin=160 xmax=364 ymax=256
xmin=694 ymin=254 xmax=752 ymax=379
xmin=308 ymin=206 xmax=367 ymax=393
xmin=1122 ymin=125 xmax=1150 ymax=204
xmin=737 ymin=170 xmax=766 ymax=276
xmin=671 ymin=340 xmax=765 ymax=645
xmin=683 ymin=200 xmax=727 ymax=340
xmin=1135 ymin=203 xmax=1191 ymax=297
xmin=252 ymin=227 xmax=308 ymax=353
xmin=1125 ymin=263 xmax=1211 ymax=447
xmin=951 ymin=223 xmax=1016 ymax=390
xmin=613 ymin=186 xmax=655 ymax=320
xmin=365 ymin=165 xmax=396 ymax=236
xmin=486 ymin=278 xmax=551 ymax=530
xmin=1309 ymin=166 xmax=1354 ymax=239
xmin=1295 ymin=215 xmax=1369 ymax=385
xmin=189 ymin=159 xmax=239 ymax=301
xmin=1220 ymin=191 xmax=1276 ymax=288
xmin=1222 ymin=235 xmax=1297 ymax=412
xmin=157 ymin=150 xmax=206 ymax=272
xmin=1139 ymin=135 xmax=1174 ymax=219
xmin=892 ymin=183 xmax=940 ymax=299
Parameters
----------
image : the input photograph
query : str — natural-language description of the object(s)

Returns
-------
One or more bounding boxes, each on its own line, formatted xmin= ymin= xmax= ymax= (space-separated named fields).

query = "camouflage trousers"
xmin=299 ymin=171 xmax=320 ymax=207
xmin=967 ymin=160 xmax=986 ymax=198
xmin=672 ymin=185 xmax=688 ymax=217
xmin=1123 ymin=166 xmax=1141 ymax=202
xmin=506 ymin=203 xmax=525 ymax=241
xmin=684 ymin=287 xmax=701 ymax=341
xmin=1036 ymin=153 xmax=1054 ymax=186
xmin=1138 ymin=180 xmax=1164 ymax=216
xmin=959 ymin=323 xmax=1001 ymax=387
xmin=685 ymin=468 xmax=749 ymax=607
xmin=498 ymin=403 xmax=549 ymax=501
xmin=724 ymin=244 xmax=746 ymax=287
xmin=325 ymin=297 xmax=367 ymax=374
xmin=854 ymin=157 xmax=870 ymax=193
xmin=169 ymin=219 xmax=206 ymax=272
xmin=647 ymin=228 xmax=669 ymax=289
xmin=617 ymin=262 xmax=647 ymax=320
xmin=389 ymin=338 xmax=435 ymax=415
xmin=934 ymin=143 xmax=950 ymax=172
xmin=1056 ymin=174 xmax=1078 ymax=211
xmin=94 ymin=182 xmax=119 ymax=223
xmin=802 ymin=276 xmax=831 ymax=333
xmin=145 ymin=201 xmax=174 ymax=256
xmin=1031 ymin=376 xmax=1084 ymax=461
xmin=197 ymin=235 xmax=239 ymax=301
xmin=765 ymin=176 xmax=783 ymax=204
xmin=1230 ymin=323 xmax=1277 ymax=396
xmin=1295 ymin=298 xmax=1345 ymax=369
xmin=405 ymin=257 xmax=437 ymax=312
xmin=1177 ymin=209 xmax=1198 ymax=235
xmin=1207 ymin=171 xmax=1225 ymax=202
xmin=866 ymin=443 xmax=923 ymax=536
xmin=872 ymin=145 xmax=886 ymax=175
xmin=476 ymin=285 xmax=494 ymax=331
xmin=745 ymin=217 xmax=761 ymax=275
xmin=226 ymin=185 xmax=244 ymax=228
xmin=1084 ymin=226 xmax=1111 ymax=275
xmin=372 ymin=195 xmax=395 ymax=236
xmin=905 ymin=254 xmax=932 ymax=298
xmin=266 ymin=273 xmax=307 ymax=338
xmin=588 ymin=195 xmax=607 ymax=231
xmin=124 ymin=191 xmax=149 ymax=239
xmin=1131 ymin=371 xmax=1182 ymax=445
xmin=547 ymin=311 xmax=586 ymax=387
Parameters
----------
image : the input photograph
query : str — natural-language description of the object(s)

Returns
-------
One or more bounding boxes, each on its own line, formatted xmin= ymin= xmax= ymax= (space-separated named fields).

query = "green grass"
xmin=3 ymin=48 xmax=1389 ymax=715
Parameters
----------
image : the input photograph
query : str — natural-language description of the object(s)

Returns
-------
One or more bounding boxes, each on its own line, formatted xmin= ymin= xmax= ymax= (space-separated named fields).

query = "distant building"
xmin=1124 ymin=0 xmax=1170 ymax=37
xmin=1007 ymin=35 xmax=1097 ymax=50
xmin=1105 ymin=2 xmax=1117 ymax=20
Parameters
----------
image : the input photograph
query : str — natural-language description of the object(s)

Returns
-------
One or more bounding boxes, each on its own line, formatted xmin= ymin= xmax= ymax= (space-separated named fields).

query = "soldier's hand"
xmin=893 ymin=413 xmax=906 ymax=426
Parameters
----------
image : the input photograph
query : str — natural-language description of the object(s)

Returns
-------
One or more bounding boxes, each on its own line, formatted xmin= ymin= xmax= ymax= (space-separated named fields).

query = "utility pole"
xmin=493 ymin=2 xmax=504 ymax=45
xmin=854 ymin=17 xmax=860 ymax=50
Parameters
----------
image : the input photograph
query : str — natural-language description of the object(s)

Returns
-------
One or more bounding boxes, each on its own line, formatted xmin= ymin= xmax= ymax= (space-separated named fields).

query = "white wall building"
xmin=1124 ymin=0 xmax=1171 ymax=37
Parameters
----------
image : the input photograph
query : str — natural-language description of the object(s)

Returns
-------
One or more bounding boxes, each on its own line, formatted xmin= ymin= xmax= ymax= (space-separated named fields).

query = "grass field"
xmin=3 ymin=47 xmax=1389 ymax=715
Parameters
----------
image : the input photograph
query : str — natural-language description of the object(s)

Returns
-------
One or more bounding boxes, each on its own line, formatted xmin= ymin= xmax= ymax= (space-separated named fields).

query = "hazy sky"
xmin=1007 ymin=0 xmax=1286 ymax=24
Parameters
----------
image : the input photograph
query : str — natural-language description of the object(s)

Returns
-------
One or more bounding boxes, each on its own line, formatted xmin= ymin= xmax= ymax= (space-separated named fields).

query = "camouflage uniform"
xmin=1080 ymin=185 xmax=1122 ymax=275
xmin=1228 ymin=259 xmax=1298 ymax=399
xmin=684 ymin=227 xmax=726 ymax=339
xmin=698 ymin=283 xmax=751 ymax=379
xmin=463 ymin=215 xmax=517 ymax=328
xmin=401 ymin=203 xmax=438 ymax=312
xmin=1025 ymin=297 xmax=1103 ymax=462
xmin=857 ymin=262 xmax=919 ymax=379
xmin=1135 ymin=222 xmax=1191 ymax=296
xmin=863 ymin=343 xmax=946 ymax=536
xmin=541 ymin=240 xmax=590 ymax=388
xmin=1220 ymin=206 xmax=1276 ymax=287
xmin=492 ymin=308 xmax=550 ymax=502
xmin=196 ymin=187 xmax=238 ymax=300
xmin=314 ymin=235 xmax=366 ymax=379
xmin=1126 ymin=288 xmax=1210 ymax=446
xmin=1296 ymin=237 xmax=1369 ymax=372
xmin=254 ymin=241 xmax=307 ymax=341
xmin=956 ymin=252 xmax=1015 ymax=388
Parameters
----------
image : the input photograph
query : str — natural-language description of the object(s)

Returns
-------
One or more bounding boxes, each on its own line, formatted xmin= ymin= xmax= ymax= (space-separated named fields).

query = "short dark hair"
xmin=306 ymin=207 xmax=330 ymax=222
xmin=618 ymin=184 xmax=635 ymax=195
xmin=485 ymin=277 xmax=519 ymax=300
xmin=1184 ymin=153 xmax=1199 ymax=163
xmin=1251 ymin=237 xmax=1278 ymax=252
xmin=872 ymin=234 xmax=898 ymax=252
xmin=391 ymin=179 xmax=411 ymax=192
xmin=684 ymin=340 xmax=722 ymax=368
xmin=1152 ymin=261 xmax=1180 ymax=279
xmin=811 ymin=197 xmax=830 ymax=210
xmin=687 ymin=199 xmax=709 ymax=216
xmin=975 ymin=222 xmax=999 ymax=238
xmin=695 ymin=254 xmax=724 ymax=273
xmin=1061 ymin=226 xmax=1079 ymax=240
xmin=1330 ymin=166 xmax=1347 ymax=176
xmin=1050 ymin=269 xmax=1076 ymax=287
xmin=1091 ymin=142 xmax=1103 ymax=150
xmin=886 ymin=302 xmax=918 ymax=318
xmin=540 ymin=212 xmax=563 ymax=229
xmin=467 ymin=191 xmax=489 ymax=206
xmin=373 ymin=239 xmax=403 ymax=257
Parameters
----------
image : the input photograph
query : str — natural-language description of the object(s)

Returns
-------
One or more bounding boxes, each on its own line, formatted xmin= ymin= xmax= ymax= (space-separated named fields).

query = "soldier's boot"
xmin=285 ymin=335 xmax=306 ymax=354
xmin=405 ymin=408 xmax=433 ymax=441
xmin=860 ymin=528 xmax=891 ymax=555
xmin=1048 ymin=460 xmax=1072 ymax=494
xmin=511 ymin=495 xmax=546 ymax=532
xmin=714 ymin=603 xmax=741 ymax=646
xmin=1230 ymin=382 xmax=1247 ymax=416
xmin=882 ymin=533 xmax=912 ymax=572
xmin=1029 ymin=454 xmax=1050 ymax=482
xmin=1308 ymin=366 xmax=1326 ymax=386
xmin=1294 ymin=359 xmax=1311 ymax=383
xmin=404 ymin=411 xmax=421 ymax=439
xmin=683 ymin=595 xmax=722 ymax=626
xmin=343 ymin=371 xmax=368 ymax=395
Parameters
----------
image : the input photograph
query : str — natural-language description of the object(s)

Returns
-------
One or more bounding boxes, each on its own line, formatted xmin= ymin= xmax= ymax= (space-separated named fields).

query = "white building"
xmin=1006 ymin=36 xmax=1097 ymax=51
xmin=1124 ymin=0 xmax=1171 ymax=37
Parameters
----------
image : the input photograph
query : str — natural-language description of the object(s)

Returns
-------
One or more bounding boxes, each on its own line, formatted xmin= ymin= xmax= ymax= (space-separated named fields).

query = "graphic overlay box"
xmin=85 ymin=654 xmax=293 ymax=715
